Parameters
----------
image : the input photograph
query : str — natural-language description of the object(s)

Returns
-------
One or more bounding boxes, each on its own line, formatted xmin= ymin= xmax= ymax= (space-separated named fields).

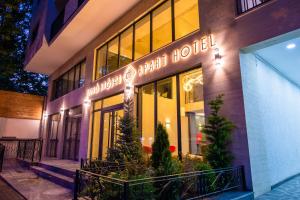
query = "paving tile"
xmin=255 ymin=175 xmax=300 ymax=200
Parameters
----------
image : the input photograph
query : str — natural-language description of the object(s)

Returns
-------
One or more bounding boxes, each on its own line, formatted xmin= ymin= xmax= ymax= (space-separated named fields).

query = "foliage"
xmin=202 ymin=94 xmax=235 ymax=169
xmin=0 ymin=0 xmax=47 ymax=95
xmin=107 ymin=98 xmax=144 ymax=165
xmin=151 ymin=123 xmax=173 ymax=176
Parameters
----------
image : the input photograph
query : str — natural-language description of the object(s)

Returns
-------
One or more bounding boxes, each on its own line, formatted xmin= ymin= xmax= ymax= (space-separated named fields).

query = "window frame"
xmin=93 ymin=0 xmax=200 ymax=81
xmin=51 ymin=59 xmax=86 ymax=101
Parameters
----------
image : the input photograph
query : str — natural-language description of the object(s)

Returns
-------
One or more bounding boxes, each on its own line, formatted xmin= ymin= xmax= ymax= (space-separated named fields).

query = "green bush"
xmin=202 ymin=94 xmax=235 ymax=169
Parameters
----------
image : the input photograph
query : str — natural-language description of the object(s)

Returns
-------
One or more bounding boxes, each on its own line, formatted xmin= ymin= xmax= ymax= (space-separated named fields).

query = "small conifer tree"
xmin=151 ymin=123 xmax=173 ymax=176
xmin=202 ymin=94 xmax=235 ymax=169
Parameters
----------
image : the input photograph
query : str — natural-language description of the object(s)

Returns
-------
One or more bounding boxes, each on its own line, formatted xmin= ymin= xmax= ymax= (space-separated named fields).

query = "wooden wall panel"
xmin=0 ymin=90 xmax=44 ymax=120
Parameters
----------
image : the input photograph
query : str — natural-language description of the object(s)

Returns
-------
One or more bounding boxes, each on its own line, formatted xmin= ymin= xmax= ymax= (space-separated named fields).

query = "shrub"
xmin=151 ymin=123 xmax=173 ymax=176
xmin=202 ymin=94 xmax=235 ymax=169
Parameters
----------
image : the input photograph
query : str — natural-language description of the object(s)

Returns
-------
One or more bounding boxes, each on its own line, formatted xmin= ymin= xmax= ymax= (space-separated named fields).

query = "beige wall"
xmin=0 ymin=117 xmax=40 ymax=139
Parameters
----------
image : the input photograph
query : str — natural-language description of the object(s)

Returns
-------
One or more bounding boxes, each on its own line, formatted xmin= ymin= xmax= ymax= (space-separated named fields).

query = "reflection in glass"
xmin=68 ymin=69 xmax=74 ymax=92
xmin=107 ymin=37 xmax=119 ymax=73
xmin=152 ymin=1 xmax=172 ymax=50
xmin=139 ymin=84 xmax=155 ymax=148
xmin=80 ymin=61 xmax=85 ymax=87
xmin=157 ymin=76 xmax=178 ymax=154
xmin=179 ymin=68 xmax=206 ymax=155
xmin=174 ymin=0 xmax=199 ymax=39
xmin=95 ymin=45 xmax=107 ymax=79
xmin=134 ymin=15 xmax=150 ymax=60
xmin=120 ymin=26 xmax=133 ymax=67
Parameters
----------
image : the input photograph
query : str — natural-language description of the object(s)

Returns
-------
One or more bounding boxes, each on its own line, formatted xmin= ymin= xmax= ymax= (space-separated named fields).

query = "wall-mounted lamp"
xmin=214 ymin=48 xmax=222 ymax=69
xmin=84 ymin=98 xmax=91 ymax=107
xmin=165 ymin=119 xmax=171 ymax=129
xmin=60 ymin=107 xmax=65 ymax=115
xmin=43 ymin=112 xmax=48 ymax=120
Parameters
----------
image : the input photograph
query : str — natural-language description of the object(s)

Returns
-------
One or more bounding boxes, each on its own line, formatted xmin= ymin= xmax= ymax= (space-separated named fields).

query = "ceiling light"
xmin=286 ymin=43 xmax=296 ymax=49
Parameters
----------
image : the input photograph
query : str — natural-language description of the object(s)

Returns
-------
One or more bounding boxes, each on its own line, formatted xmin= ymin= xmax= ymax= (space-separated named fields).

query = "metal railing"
xmin=0 ymin=138 xmax=43 ymax=163
xmin=237 ymin=0 xmax=271 ymax=15
xmin=81 ymin=158 xmax=126 ymax=175
xmin=50 ymin=0 xmax=87 ymax=40
xmin=74 ymin=166 xmax=246 ymax=200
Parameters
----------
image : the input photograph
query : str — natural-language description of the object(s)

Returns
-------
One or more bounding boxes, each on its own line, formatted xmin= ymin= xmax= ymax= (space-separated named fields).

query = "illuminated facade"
xmin=25 ymin=0 xmax=300 ymax=197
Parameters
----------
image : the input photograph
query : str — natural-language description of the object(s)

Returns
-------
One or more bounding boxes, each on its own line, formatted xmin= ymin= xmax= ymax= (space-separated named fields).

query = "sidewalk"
xmin=0 ymin=178 xmax=25 ymax=200
xmin=0 ymin=159 xmax=72 ymax=200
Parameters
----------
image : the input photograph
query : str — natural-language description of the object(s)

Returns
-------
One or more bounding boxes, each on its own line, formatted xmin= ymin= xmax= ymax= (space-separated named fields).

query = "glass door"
xmin=46 ymin=114 xmax=60 ymax=157
xmin=99 ymin=105 xmax=123 ymax=159
xmin=63 ymin=107 xmax=82 ymax=161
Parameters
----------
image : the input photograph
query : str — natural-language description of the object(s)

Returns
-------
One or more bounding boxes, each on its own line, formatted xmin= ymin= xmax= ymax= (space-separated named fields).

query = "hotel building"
xmin=25 ymin=0 xmax=300 ymax=197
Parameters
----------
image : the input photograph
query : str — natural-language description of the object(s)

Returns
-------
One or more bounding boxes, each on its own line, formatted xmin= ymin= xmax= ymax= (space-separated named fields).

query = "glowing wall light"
xmin=165 ymin=118 xmax=171 ymax=129
xmin=84 ymin=98 xmax=91 ymax=107
xmin=214 ymin=48 xmax=222 ymax=69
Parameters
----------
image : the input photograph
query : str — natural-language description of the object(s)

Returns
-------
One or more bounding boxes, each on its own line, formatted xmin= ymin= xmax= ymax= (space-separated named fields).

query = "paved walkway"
xmin=0 ymin=159 xmax=72 ymax=200
xmin=256 ymin=175 xmax=300 ymax=200
xmin=0 ymin=178 xmax=25 ymax=200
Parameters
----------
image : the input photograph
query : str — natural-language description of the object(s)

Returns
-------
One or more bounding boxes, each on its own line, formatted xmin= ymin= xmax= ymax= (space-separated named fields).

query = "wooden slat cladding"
xmin=0 ymin=90 xmax=44 ymax=120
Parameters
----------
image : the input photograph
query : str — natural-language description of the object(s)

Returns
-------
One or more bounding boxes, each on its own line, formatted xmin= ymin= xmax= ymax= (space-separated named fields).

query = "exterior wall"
xmin=0 ymin=90 xmax=44 ymax=139
xmin=26 ymin=0 xmax=300 ymax=196
xmin=0 ymin=118 xmax=40 ymax=139
xmin=0 ymin=90 xmax=44 ymax=120
xmin=240 ymin=53 xmax=300 ymax=197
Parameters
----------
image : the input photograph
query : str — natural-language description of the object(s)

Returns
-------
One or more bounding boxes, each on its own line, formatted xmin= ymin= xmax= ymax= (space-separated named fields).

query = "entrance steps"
xmin=30 ymin=159 xmax=79 ymax=190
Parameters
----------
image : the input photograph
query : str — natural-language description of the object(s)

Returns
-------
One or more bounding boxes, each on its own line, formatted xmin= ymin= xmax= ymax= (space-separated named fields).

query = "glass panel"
xmin=174 ymin=0 xmax=199 ymax=39
xmin=94 ymin=100 xmax=102 ymax=110
xmin=107 ymin=37 xmax=119 ymax=73
xmin=152 ymin=1 xmax=172 ymax=51
xmin=102 ymin=94 xmax=123 ymax=108
xmin=120 ymin=26 xmax=133 ymax=67
xmin=80 ymin=61 xmax=85 ymax=87
xmin=134 ymin=15 xmax=150 ymax=60
xmin=102 ymin=112 xmax=111 ymax=159
xmin=68 ymin=69 xmax=75 ymax=92
xmin=95 ymin=45 xmax=107 ymax=79
xmin=139 ymin=84 xmax=155 ymax=148
xmin=74 ymin=64 xmax=81 ymax=89
xmin=157 ymin=76 xmax=178 ymax=155
xmin=62 ymin=73 xmax=69 ymax=95
xmin=91 ymin=111 xmax=101 ymax=158
xmin=179 ymin=68 xmax=206 ymax=155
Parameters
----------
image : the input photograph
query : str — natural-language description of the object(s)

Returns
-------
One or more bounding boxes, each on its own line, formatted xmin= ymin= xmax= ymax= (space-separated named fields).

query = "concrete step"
xmin=37 ymin=162 xmax=75 ymax=178
xmin=31 ymin=166 xmax=74 ymax=190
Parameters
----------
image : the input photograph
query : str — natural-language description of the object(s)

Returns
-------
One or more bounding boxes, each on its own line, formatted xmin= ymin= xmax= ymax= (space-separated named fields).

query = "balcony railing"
xmin=50 ymin=0 xmax=87 ymax=40
xmin=237 ymin=0 xmax=271 ymax=15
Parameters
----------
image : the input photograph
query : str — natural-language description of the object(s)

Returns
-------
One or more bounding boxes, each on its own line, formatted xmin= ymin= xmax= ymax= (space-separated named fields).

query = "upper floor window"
xmin=237 ymin=0 xmax=270 ymax=14
xmin=94 ymin=0 xmax=200 ymax=80
xmin=52 ymin=59 xmax=86 ymax=100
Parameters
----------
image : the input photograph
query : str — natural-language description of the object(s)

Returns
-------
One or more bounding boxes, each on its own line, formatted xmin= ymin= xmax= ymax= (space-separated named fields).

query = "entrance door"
xmin=46 ymin=114 xmax=60 ymax=157
xmin=63 ymin=111 xmax=82 ymax=161
xmin=99 ymin=105 xmax=124 ymax=159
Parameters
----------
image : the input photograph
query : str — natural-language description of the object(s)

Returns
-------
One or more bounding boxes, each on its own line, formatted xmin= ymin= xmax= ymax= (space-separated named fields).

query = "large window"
xmin=52 ymin=59 xmax=86 ymax=100
xmin=138 ymin=68 xmax=205 ymax=157
xmin=179 ymin=68 xmax=206 ymax=155
xmin=174 ymin=0 xmax=199 ymax=39
xmin=120 ymin=26 xmax=133 ymax=67
xmin=152 ymin=1 xmax=172 ymax=50
xmin=134 ymin=15 xmax=151 ymax=60
xmin=94 ymin=0 xmax=200 ymax=80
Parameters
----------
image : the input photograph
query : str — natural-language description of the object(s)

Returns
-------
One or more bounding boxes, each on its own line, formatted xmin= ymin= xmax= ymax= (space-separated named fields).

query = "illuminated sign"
xmin=87 ymin=34 xmax=217 ymax=98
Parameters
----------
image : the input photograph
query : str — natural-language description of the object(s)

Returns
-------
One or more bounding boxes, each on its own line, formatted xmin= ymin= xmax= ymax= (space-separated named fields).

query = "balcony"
xmin=237 ymin=0 xmax=271 ymax=15
xmin=50 ymin=0 xmax=86 ymax=41
xmin=24 ymin=0 xmax=141 ymax=75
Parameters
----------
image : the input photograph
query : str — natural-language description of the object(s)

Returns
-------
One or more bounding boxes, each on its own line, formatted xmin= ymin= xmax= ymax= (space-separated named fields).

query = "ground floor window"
xmin=46 ymin=113 xmax=60 ymax=157
xmin=138 ymin=67 xmax=206 ymax=157
xmin=89 ymin=94 xmax=124 ymax=159
xmin=89 ymin=68 xmax=207 ymax=159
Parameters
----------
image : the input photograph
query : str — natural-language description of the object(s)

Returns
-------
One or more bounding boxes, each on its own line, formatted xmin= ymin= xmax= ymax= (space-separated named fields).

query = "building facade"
xmin=25 ymin=0 xmax=300 ymax=197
